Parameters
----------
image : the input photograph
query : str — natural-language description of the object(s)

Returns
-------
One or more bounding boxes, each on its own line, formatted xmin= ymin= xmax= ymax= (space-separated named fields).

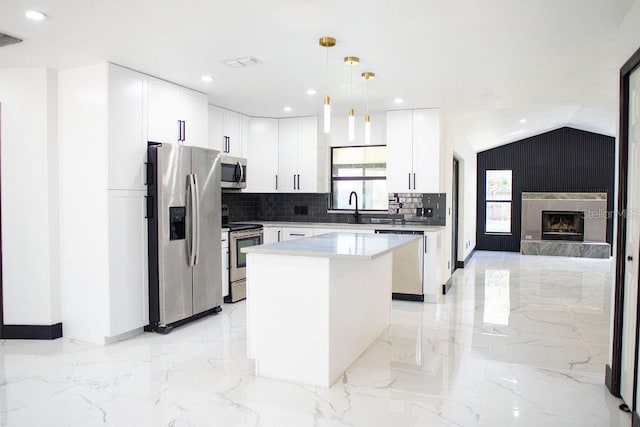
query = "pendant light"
xmin=361 ymin=72 xmax=375 ymax=144
xmin=319 ymin=36 xmax=336 ymax=133
xmin=344 ymin=56 xmax=360 ymax=141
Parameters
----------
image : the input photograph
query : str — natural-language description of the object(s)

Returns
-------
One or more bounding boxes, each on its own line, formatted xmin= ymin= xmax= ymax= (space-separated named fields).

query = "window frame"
xmin=330 ymin=145 xmax=388 ymax=212
xmin=484 ymin=169 xmax=513 ymax=235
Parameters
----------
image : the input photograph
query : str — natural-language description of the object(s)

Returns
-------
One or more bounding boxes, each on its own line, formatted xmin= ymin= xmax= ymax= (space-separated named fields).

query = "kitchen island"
xmin=243 ymin=232 xmax=421 ymax=387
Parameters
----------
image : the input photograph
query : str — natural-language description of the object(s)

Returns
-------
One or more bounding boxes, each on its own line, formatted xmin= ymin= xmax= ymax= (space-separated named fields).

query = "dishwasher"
xmin=374 ymin=229 xmax=425 ymax=301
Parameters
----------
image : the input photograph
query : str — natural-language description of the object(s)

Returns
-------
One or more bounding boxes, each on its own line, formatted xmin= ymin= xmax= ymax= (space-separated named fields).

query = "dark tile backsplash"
xmin=222 ymin=191 xmax=447 ymax=226
xmin=223 ymin=192 xmax=370 ymax=224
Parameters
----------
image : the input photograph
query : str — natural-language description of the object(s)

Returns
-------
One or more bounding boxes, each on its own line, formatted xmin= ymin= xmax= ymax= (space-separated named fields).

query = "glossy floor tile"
xmin=0 ymin=251 xmax=632 ymax=426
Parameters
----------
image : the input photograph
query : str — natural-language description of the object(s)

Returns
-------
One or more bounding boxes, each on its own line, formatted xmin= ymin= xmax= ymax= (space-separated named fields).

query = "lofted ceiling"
xmin=0 ymin=0 xmax=624 ymax=151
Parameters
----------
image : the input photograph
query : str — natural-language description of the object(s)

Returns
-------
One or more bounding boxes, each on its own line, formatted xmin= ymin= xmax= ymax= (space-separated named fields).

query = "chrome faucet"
xmin=348 ymin=191 xmax=360 ymax=224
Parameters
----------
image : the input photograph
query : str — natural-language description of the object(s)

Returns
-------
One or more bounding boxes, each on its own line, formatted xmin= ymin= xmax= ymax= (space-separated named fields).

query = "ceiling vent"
xmin=223 ymin=56 xmax=262 ymax=68
xmin=0 ymin=32 xmax=23 ymax=47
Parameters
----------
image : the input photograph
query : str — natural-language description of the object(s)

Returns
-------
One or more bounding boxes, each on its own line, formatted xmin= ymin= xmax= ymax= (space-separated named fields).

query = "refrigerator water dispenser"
xmin=169 ymin=206 xmax=186 ymax=240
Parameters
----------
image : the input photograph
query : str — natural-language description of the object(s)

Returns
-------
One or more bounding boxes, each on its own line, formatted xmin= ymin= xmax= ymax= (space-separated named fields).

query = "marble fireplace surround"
xmin=520 ymin=192 xmax=610 ymax=258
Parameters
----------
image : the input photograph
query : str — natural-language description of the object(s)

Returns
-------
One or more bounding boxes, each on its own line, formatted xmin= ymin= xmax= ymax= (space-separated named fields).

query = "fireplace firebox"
xmin=541 ymin=210 xmax=585 ymax=241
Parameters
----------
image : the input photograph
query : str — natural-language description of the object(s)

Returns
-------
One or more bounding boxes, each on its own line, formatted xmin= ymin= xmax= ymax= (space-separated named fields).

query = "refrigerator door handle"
xmin=187 ymin=174 xmax=197 ymax=267
xmin=193 ymin=173 xmax=201 ymax=265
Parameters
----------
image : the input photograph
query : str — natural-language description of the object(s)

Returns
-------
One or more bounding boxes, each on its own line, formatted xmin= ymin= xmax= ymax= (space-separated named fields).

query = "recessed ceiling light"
xmin=283 ymin=106 xmax=292 ymax=112
xmin=306 ymin=89 xmax=317 ymax=95
xmin=393 ymin=98 xmax=404 ymax=104
xmin=25 ymin=10 xmax=46 ymax=21
xmin=201 ymin=75 xmax=213 ymax=83
xmin=519 ymin=118 xmax=527 ymax=123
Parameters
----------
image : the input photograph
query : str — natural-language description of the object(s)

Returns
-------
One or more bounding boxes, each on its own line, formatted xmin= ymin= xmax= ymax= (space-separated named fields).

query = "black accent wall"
xmin=476 ymin=127 xmax=615 ymax=252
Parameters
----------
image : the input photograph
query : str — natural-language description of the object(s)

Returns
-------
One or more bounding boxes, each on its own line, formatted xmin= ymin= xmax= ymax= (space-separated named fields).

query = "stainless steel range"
xmin=226 ymin=225 xmax=263 ymax=302
xmin=221 ymin=205 xmax=263 ymax=303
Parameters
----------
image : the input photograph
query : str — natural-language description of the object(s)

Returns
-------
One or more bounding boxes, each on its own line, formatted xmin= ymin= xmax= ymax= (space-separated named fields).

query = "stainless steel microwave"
xmin=220 ymin=155 xmax=247 ymax=189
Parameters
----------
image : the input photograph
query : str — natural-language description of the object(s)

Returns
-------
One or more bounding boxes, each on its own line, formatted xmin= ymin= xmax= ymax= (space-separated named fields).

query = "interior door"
xmin=621 ymin=64 xmax=640 ymax=406
xmin=191 ymin=147 xmax=222 ymax=314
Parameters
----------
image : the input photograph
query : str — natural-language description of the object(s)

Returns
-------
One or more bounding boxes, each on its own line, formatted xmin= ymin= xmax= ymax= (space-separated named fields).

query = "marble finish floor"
xmin=0 ymin=251 xmax=632 ymax=426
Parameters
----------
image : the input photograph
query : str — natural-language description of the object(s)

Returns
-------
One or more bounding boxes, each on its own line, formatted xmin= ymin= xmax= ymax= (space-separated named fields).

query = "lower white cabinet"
xmin=281 ymin=228 xmax=313 ymax=241
xmin=313 ymin=228 xmax=374 ymax=236
xmin=107 ymin=190 xmax=148 ymax=336
xmin=263 ymin=226 xmax=313 ymax=243
xmin=423 ymin=230 xmax=443 ymax=301
xmin=221 ymin=231 xmax=229 ymax=299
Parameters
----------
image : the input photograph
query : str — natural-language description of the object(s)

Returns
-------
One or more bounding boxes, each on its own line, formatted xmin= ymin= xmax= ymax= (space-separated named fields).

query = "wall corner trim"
xmin=1 ymin=322 xmax=62 ymax=340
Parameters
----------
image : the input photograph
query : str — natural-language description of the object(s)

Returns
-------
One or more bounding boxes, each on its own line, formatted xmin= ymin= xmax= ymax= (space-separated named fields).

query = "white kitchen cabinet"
xmin=313 ymin=228 xmax=375 ymax=236
xmin=221 ymin=231 xmax=229 ymax=298
xmin=179 ymin=88 xmax=208 ymax=147
xmin=208 ymin=105 xmax=224 ymax=150
xmin=241 ymin=115 xmax=251 ymax=158
xmin=147 ymin=77 xmax=207 ymax=146
xmin=107 ymin=65 xmax=146 ymax=191
xmin=277 ymin=116 xmax=318 ymax=192
xmin=386 ymin=109 xmax=440 ymax=193
xmin=281 ymin=227 xmax=313 ymax=240
xmin=263 ymin=226 xmax=313 ymax=243
xmin=247 ymin=118 xmax=279 ymax=192
xmin=278 ymin=118 xmax=298 ymax=191
xmin=423 ymin=230 xmax=443 ymax=302
xmin=208 ymin=105 xmax=247 ymax=157
xmin=263 ymin=227 xmax=281 ymax=244
xmin=108 ymin=190 xmax=148 ymax=336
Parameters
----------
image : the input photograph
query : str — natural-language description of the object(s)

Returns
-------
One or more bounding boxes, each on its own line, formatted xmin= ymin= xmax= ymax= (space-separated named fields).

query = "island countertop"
xmin=242 ymin=232 xmax=421 ymax=260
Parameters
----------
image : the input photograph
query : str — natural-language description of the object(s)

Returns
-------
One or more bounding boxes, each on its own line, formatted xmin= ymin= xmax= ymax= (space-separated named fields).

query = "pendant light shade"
xmin=361 ymin=72 xmax=375 ymax=145
xmin=323 ymin=96 xmax=331 ymax=133
xmin=345 ymin=56 xmax=360 ymax=142
xmin=348 ymin=108 xmax=356 ymax=141
xmin=364 ymin=114 xmax=371 ymax=144
xmin=319 ymin=37 xmax=336 ymax=134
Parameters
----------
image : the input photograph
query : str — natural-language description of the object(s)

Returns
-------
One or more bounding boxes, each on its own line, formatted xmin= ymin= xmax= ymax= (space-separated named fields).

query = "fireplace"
xmin=541 ymin=210 xmax=585 ymax=241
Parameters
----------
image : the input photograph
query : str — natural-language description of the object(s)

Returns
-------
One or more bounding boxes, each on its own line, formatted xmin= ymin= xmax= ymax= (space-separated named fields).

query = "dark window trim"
xmin=330 ymin=145 xmax=387 ymax=211
xmin=484 ymin=170 xmax=513 ymax=235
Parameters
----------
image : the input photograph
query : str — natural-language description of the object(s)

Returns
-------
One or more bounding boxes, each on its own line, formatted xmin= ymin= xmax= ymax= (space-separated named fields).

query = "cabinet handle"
xmin=296 ymin=174 xmax=300 ymax=190
xmin=275 ymin=174 xmax=278 ymax=190
xmin=424 ymin=235 xmax=428 ymax=253
xmin=277 ymin=230 xmax=281 ymax=242
xmin=226 ymin=136 xmax=230 ymax=153
xmin=177 ymin=120 xmax=182 ymax=142
xmin=183 ymin=121 xmax=187 ymax=142
xmin=408 ymin=173 xmax=411 ymax=190
xmin=293 ymin=174 xmax=296 ymax=190
xmin=290 ymin=233 xmax=306 ymax=237
xmin=413 ymin=173 xmax=416 ymax=190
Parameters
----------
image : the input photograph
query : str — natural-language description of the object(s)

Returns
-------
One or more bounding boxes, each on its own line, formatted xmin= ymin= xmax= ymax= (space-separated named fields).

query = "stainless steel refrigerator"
xmin=146 ymin=143 xmax=222 ymax=333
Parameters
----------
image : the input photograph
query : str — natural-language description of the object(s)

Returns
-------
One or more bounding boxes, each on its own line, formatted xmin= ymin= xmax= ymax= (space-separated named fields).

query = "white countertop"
xmin=241 ymin=221 xmax=445 ymax=232
xmin=242 ymin=232 xmax=422 ymax=259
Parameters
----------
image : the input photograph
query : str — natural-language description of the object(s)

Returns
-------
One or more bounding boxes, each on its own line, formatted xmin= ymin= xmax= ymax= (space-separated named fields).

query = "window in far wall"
xmin=485 ymin=170 xmax=512 ymax=233
xmin=331 ymin=146 xmax=388 ymax=211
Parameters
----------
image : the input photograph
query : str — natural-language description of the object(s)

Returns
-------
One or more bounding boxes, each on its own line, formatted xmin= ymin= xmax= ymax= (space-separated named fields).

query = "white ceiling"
xmin=0 ymin=0 xmax=624 ymax=151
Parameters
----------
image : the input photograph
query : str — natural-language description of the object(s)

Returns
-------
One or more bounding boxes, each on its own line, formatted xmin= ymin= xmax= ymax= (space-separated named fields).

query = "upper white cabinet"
xmin=247 ymin=118 xmax=279 ymax=192
xmin=208 ymin=105 xmax=248 ymax=157
xmin=386 ymin=109 xmax=440 ymax=193
xmin=107 ymin=65 xmax=146 ymax=191
xmin=147 ymin=77 xmax=207 ymax=147
xmin=277 ymin=116 xmax=318 ymax=192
